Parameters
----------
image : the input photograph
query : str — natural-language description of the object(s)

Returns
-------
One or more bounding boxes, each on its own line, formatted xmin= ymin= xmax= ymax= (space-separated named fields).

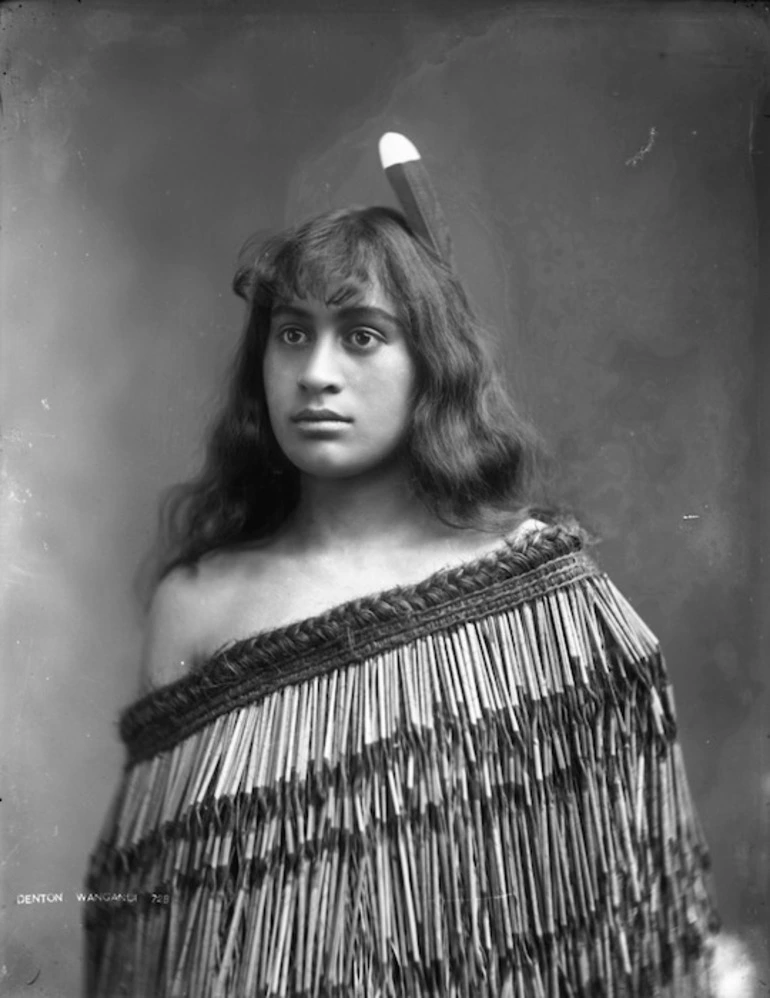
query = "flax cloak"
xmin=83 ymin=521 xmax=721 ymax=997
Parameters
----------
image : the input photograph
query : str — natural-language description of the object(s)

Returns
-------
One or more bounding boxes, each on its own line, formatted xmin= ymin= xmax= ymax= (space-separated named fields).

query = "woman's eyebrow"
xmin=271 ymin=305 xmax=312 ymax=320
xmin=271 ymin=305 xmax=402 ymax=325
xmin=336 ymin=306 xmax=401 ymax=325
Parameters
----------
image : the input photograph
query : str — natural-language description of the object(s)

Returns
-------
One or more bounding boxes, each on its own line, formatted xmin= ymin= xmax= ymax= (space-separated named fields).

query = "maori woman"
xmin=84 ymin=134 xmax=724 ymax=997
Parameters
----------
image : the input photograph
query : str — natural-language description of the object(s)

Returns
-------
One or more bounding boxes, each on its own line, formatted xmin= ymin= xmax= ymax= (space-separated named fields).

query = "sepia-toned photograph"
xmin=1 ymin=1 xmax=768 ymax=995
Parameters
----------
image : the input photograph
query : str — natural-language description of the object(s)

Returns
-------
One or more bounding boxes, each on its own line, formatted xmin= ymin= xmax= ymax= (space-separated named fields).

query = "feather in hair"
xmin=379 ymin=132 xmax=454 ymax=267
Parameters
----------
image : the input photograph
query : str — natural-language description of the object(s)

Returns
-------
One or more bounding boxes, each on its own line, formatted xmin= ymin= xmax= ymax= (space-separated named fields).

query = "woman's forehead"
xmin=273 ymin=276 xmax=400 ymax=318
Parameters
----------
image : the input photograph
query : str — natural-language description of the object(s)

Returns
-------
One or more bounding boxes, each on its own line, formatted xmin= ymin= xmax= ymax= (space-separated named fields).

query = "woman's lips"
xmin=291 ymin=409 xmax=352 ymax=423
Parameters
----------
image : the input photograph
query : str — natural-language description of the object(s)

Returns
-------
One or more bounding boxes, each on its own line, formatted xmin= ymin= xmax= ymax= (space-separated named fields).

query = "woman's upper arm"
xmin=137 ymin=569 xmax=200 ymax=696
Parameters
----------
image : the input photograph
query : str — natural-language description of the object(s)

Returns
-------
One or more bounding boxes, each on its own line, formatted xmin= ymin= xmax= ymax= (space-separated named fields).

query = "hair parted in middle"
xmin=152 ymin=205 xmax=546 ymax=585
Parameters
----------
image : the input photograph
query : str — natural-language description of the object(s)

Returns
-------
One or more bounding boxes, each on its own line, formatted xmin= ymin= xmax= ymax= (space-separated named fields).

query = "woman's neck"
xmin=285 ymin=463 xmax=441 ymax=557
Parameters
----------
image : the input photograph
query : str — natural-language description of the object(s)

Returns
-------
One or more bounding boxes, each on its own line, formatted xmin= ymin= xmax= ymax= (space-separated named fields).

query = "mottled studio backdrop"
xmin=1 ymin=1 xmax=768 ymax=995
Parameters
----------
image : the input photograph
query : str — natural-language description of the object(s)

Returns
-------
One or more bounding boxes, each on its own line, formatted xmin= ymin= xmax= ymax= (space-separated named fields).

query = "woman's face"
xmin=263 ymin=281 xmax=416 ymax=480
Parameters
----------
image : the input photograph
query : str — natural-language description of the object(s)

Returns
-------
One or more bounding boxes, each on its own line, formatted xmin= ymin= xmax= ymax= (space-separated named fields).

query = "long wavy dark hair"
xmin=142 ymin=205 xmax=550 ymax=600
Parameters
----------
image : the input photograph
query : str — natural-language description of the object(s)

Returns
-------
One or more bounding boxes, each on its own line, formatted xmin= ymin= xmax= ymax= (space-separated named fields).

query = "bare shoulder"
xmin=137 ymin=566 xmax=204 ymax=696
xmin=136 ymin=544 xmax=282 ymax=696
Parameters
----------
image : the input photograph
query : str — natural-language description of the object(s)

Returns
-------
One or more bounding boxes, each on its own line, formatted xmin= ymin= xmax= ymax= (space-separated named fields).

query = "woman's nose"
xmin=297 ymin=338 xmax=343 ymax=392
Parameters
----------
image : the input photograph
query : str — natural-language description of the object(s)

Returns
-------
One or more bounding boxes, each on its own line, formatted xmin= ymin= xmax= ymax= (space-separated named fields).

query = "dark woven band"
xmin=120 ymin=523 xmax=596 ymax=764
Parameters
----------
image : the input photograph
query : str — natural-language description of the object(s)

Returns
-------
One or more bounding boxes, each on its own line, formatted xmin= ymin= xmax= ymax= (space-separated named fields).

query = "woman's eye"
xmin=347 ymin=328 xmax=381 ymax=350
xmin=279 ymin=327 xmax=306 ymax=345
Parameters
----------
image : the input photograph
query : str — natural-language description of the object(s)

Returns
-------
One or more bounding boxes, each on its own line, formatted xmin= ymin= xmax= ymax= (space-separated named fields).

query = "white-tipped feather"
xmin=378 ymin=131 xmax=454 ymax=264
xmin=378 ymin=132 xmax=421 ymax=170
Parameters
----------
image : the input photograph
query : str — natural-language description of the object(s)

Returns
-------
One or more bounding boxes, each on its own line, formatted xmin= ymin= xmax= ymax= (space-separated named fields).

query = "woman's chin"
xmin=278 ymin=438 xmax=406 ymax=482
xmin=288 ymin=452 xmax=399 ymax=482
xmin=288 ymin=454 xmax=372 ymax=480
